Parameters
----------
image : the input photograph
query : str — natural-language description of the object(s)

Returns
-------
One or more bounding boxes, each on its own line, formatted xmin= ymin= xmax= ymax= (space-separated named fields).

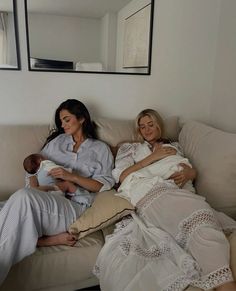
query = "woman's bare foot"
xmin=37 ymin=232 xmax=78 ymax=247
xmin=215 ymin=281 xmax=236 ymax=291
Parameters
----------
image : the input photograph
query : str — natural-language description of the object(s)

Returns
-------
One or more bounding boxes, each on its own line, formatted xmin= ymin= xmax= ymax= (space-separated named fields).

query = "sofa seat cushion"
xmin=0 ymin=231 xmax=104 ymax=291
xmin=179 ymin=121 xmax=236 ymax=219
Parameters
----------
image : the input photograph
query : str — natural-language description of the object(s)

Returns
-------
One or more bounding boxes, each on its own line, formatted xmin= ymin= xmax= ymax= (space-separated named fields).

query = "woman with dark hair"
xmin=44 ymin=99 xmax=97 ymax=145
xmin=0 ymin=99 xmax=115 ymax=286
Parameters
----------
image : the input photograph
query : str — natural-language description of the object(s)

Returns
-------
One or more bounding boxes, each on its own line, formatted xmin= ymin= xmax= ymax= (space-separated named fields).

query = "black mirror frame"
xmin=24 ymin=0 xmax=154 ymax=75
xmin=0 ymin=0 xmax=21 ymax=71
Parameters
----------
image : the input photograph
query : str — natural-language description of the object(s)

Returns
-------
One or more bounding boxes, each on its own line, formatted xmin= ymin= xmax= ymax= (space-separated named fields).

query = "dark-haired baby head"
xmin=23 ymin=153 xmax=44 ymax=174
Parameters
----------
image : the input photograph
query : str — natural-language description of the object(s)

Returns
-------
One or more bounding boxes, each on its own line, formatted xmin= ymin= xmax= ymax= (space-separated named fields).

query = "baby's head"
xmin=23 ymin=154 xmax=45 ymax=174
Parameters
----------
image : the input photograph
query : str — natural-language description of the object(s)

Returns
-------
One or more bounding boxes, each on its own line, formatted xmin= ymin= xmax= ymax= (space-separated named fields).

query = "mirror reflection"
xmin=25 ymin=0 xmax=154 ymax=74
xmin=0 ymin=0 xmax=20 ymax=70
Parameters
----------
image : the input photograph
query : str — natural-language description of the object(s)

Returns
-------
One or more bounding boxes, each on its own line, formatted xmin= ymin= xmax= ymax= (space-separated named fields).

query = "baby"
xmin=23 ymin=153 xmax=94 ymax=207
xmin=23 ymin=153 xmax=79 ymax=247
xmin=23 ymin=153 xmax=76 ymax=195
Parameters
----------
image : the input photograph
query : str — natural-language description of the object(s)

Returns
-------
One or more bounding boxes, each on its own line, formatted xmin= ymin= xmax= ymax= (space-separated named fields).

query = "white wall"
xmin=0 ymin=0 xmax=235 ymax=134
xmin=28 ymin=13 xmax=101 ymax=64
xmin=210 ymin=0 xmax=236 ymax=133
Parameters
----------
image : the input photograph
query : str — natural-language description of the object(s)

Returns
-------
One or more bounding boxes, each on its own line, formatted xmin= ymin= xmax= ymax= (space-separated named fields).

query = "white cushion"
xmin=95 ymin=116 xmax=180 ymax=146
xmin=179 ymin=121 xmax=236 ymax=219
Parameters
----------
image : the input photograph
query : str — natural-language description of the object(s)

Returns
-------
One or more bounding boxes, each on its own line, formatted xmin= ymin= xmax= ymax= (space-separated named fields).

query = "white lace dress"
xmin=94 ymin=142 xmax=236 ymax=291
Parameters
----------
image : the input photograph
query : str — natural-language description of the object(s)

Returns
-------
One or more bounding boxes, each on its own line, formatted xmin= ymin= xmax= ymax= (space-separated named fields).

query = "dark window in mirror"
xmin=0 ymin=0 xmax=21 ymax=70
xmin=24 ymin=0 xmax=154 ymax=75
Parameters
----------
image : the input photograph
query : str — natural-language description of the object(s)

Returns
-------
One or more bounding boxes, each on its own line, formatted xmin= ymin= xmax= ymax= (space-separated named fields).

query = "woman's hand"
xmin=49 ymin=167 xmax=72 ymax=181
xmin=119 ymin=145 xmax=176 ymax=183
xmin=169 ymin=163 xmax=197 ymax=188
xmin=49 ymin=167 xmax=103 ymax=193
xmin=151 ymin=145 xmax=177 ymax=162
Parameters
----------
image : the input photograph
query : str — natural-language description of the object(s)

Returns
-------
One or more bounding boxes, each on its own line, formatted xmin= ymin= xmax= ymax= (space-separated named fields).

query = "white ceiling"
xmin=26 ymin=0 xmax=132 ymax=18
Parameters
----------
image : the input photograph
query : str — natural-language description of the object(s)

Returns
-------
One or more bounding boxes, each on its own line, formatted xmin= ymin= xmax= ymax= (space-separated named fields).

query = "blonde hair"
xmin=135 ymin=109 xmax=164 ymax=142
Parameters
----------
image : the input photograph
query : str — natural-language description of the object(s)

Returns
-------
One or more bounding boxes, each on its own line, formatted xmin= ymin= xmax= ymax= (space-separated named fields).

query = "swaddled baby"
xmin=23 ymin=153 xmax=93 ymax=206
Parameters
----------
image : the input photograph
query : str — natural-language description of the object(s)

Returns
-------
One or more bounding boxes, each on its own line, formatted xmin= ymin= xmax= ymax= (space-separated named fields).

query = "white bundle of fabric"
xmin=117 ymin=153 xmax=194 ymax=206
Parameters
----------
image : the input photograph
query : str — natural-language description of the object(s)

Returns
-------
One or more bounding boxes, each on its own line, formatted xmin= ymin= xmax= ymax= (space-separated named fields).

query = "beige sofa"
xmin=0 ymin=117 xmax=235 ymax=291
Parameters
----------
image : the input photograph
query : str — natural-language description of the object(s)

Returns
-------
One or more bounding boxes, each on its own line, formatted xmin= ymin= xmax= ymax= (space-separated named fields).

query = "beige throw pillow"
xmin=69 ymin=190 xmax=135 ymax=239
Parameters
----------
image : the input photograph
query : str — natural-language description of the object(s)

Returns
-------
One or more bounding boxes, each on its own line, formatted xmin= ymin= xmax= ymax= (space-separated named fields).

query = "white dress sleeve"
xmin=112 ymin=143 xmax=136 ymax=183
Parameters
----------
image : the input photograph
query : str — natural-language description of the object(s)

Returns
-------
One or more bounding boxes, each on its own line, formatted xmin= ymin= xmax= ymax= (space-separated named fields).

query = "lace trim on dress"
xmin=175 ymin=209 xmax=220 ymax=249
xmin=136 ymin=182 xmax=177 ymax=215
xmin=93 ymin=264 xmax=100 ymax=278
xmin=192 ymin=265 xmax=234 ymax=290
xmin=119 ymin=237 xmax=171 ymax=259
xmin=115 ymin=216 xmax=133 ymax=231
xmin=164 ymin=275 xmax=191 ymax=291
xmin=180 ymin=255 xmax=201 ymax=280
xmin=117 ymin=143 xmax=139 ymax=157
xmin=105 ymin=216 xmax=133 ymax=241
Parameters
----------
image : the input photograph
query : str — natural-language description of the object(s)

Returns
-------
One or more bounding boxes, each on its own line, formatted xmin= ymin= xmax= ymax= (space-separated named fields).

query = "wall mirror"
xmin=25 ymin=0 xmax=154 ymax=74
xmin=0 ymin=0 xmax=20 ymax=70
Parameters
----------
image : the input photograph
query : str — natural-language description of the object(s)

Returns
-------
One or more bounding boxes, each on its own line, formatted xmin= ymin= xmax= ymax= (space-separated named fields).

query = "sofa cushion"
xmin=179 ymin=121 xmax=236 ymax=219
xmin=0 ymin=125 xmax=49 ymax=199
xmin=0 ymin=231 xmax=103 ymax=291
xmin=95 ymin=116 xmax=180 ymax=146
xmin=69 ymin=189 xmax=135 ymax=239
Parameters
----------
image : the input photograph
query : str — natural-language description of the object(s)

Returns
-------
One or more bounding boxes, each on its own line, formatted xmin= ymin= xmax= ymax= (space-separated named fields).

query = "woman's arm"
xmin=49 ymin=167 xmax=103 ymax=193
xmin=169 ymin=163 xmax=197 ymax=187
xmin=28 ymin=176 xmax=58 ymax=192
xmin=42 ymin=136 xmax=115 ymax=193
xmin=119 ymin=146 xmax=176 ymax=183
xmin=48 ymin=141 xmax=114 ymax=193
xmin=29 ymin=175 xmax=39 ymax=188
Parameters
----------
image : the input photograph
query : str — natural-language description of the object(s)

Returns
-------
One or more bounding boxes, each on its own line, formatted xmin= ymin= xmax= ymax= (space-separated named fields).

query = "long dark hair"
xmin=43 ymin=99 xmax=97 ymax=147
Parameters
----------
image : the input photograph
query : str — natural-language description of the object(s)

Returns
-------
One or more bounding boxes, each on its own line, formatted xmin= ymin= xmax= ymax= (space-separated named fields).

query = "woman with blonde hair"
xmin=114 ymin=108 xmax=196 ymax=190
xmin=95 ymin=109 xmax=236 ymax=291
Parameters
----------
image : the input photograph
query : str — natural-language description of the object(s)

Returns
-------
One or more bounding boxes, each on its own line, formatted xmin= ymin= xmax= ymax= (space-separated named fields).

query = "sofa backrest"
xmin=0 ymin=116 xmax=179 ymax=200
xmin=94 ymin=116 xmax=180 ymax=146
xmin=0 ymin=125 xmax=49 ymax=199
xmin=1 ymin=118 xmax=235 ymax=220
xmin=179 ymin=121 xmax=236 ymax=219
